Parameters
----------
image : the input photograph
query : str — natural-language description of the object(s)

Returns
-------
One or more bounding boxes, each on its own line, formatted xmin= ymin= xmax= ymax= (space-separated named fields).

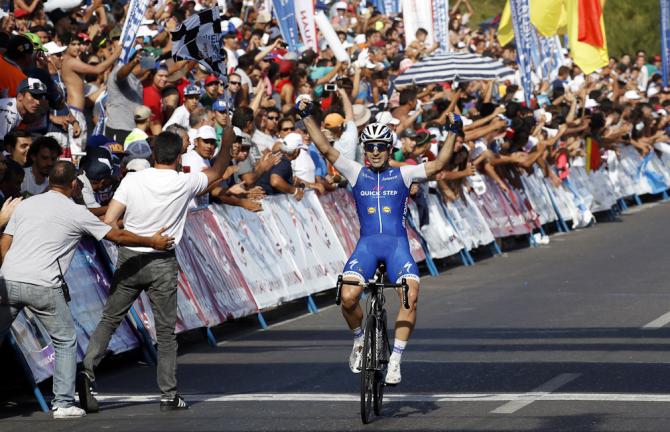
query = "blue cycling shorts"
xmin=342 ymin=234 xmax=420 ymax=283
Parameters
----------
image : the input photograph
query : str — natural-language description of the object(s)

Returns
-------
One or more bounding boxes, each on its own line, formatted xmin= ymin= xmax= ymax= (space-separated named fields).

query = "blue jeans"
xmin=0 ymin=279 xmax=78 ymax=408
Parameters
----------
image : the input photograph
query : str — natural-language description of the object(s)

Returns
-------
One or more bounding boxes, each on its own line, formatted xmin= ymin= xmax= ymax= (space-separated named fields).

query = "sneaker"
xmin=53 ymin=405 xmax=86 ymax=419
xmin=385 ymin=359 xmax=401 ymax=385
xmin=349 ymin=342 xmax=363 ymax=373
xmin=76 ymin=371 xmax=99 ymax=413
xmin=160 ymin=394 xmax=189 ymax=412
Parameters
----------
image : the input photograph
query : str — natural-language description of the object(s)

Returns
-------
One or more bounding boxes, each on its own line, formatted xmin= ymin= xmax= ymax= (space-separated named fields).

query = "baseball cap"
xmin=400 ymin=128 xmax=417 ymax=139
xmin=184 ymin=85 xmax=202 ymax=97
xmin=23 ymin=32 xmax=46 ymax=52
xmin=134 ymin=105 xmax=152 ymax=122
xmin=334 ymin=1 xmax=347 ymax=9
xmin=126 ymin=158 xmax=151 ymax=172
xmin=324 ymin=113 xmax=345 ymax=129
xmin=415 ymin=129 xmax=435 ymax=146
xmin=43 ymin=41 xmax=67 ymax=55
xmin=6 ymin=35 xmax=34 ymax=59
xmin=86 ymin=134 xmax=113 ymax=149
xmin=196 ymin=125 xmax=217 ymax=140
xmin=624 ymin=90 xmax=642 ymax=100
xmin=281 ymin=132 xmax=304 ymax=152
xmin=17 ymin=77 xmax=47 ymax=95
xmin=125 ymin=140 xmax=153 ymax=160
xmin=375 ymin=111 xmax=400 ymax=126
xmin=205 ymin=75 xmax=220 ymax=86
xmin=83 ymin=157 xmax=113 ymax=181
xmin=212 ymin=98 xmax=229 ymax=112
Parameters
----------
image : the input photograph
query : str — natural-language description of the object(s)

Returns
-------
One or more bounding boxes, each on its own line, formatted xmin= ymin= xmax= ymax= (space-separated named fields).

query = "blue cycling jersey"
xmin=334 ymin=156 xmax=427 ymax=282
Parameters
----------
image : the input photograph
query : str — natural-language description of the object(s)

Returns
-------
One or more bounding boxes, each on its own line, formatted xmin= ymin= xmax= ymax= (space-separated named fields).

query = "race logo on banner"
xmin=171 ymin=6 xmax=229 ymax=82
xmin=272 ymin=0 xmax=300 ymax=52
xmin=294 ymin=0 xmax=318 ymax=52
xmin=119 ymin=0 xmax=151 ymax=64
xmin=432 ymin=0 xmax=450 ymax=52
xmin=509 ymin=0 xmax=533 ymax=106
xmin=661 ymin=0 xmax=670 ymax=87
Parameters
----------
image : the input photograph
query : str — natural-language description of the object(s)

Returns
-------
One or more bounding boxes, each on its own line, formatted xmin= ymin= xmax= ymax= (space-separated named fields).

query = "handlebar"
xmin=335 ymin=275 xmax=410 ymax=310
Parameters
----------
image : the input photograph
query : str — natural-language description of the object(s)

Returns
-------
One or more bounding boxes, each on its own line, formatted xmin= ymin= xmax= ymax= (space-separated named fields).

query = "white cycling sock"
xmin=390 ymin=339 xmax=407 ymax=362
xmin=353 ymin=327 xmax=364 ymax=345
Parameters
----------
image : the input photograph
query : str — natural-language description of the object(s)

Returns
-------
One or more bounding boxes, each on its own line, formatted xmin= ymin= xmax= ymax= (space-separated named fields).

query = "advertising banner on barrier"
xmin=211 ymin=201 xmax=299 ymax=309
xmin=444 ymin=196 xmax=495 ymax=250
xmin=176 ymin=209 xmax=258 ymax=325
xmin=409 ymin=196 xmax=462 ymax=259
xmin=520 ymin=171 xmax=557 ymax=225
xmin=319 ymin=189 xmax=361 ymax=256
xmin=10 ymin=311 xmax=55 ymax=383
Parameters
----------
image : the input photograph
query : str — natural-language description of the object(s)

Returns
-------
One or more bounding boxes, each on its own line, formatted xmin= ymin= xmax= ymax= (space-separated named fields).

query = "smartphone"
xmin=140 ymin=52 xmax=156 ymax=70
xmin=261 ymin=33 xmax=269 ymax=45
xmin=324 ymin=83 xmax=338 ymax=92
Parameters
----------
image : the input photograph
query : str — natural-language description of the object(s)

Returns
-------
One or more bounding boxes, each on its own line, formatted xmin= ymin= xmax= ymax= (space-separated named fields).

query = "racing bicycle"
xmin=335 ymin=263 xmax=410 ymax=424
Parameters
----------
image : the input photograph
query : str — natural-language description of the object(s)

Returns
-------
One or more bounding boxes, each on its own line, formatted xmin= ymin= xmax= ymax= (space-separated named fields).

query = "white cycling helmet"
xmin=360 ymin=122 xmax=393 ymax=146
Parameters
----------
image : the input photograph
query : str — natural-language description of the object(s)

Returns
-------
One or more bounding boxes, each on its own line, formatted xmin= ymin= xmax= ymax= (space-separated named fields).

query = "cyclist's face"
xmin=365 ymin=144 xmax=390 ymax=169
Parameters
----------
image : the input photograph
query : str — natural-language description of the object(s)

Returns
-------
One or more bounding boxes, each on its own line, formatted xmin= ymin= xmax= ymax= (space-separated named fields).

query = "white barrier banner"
xmin=409 ymin=195 xmax=462 ymax=259
xmin=446 ymin=194 xmax=495 ymax=249
xmin=319 ymin=189 xmax=360 ymax=256
xmin=521 ymin=170 xmax=557 ymax=225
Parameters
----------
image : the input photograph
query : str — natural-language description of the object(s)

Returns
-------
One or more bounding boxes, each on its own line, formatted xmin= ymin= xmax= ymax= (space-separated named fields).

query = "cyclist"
xmin=297 ymin=98 xmax=460 ymax=384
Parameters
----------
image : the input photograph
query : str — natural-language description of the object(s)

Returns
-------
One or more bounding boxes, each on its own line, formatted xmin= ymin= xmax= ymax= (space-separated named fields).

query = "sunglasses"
xmin=229 ymin=81 xmax=241 ymax=85
xmin=364 ymin=142 xmax=390 ymax=153
xmin=281 ymin=126 xmax=295 ymax=132
xmin=266 ymin=116 xmax=279 ymax=121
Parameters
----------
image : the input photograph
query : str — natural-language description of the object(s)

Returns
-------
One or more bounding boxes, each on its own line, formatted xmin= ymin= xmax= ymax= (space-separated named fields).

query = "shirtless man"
xmin=61 ymin=33 xmax=121 ymax=155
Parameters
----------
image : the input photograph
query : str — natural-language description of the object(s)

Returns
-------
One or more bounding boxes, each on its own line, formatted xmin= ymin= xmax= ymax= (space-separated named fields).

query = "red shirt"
xmin=143 ymin=83 xmax=164 ymax=125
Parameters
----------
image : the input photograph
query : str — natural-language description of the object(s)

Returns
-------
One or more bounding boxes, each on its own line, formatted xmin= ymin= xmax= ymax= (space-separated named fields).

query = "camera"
xmin=324 ymin=83 xmax=338 ymax=92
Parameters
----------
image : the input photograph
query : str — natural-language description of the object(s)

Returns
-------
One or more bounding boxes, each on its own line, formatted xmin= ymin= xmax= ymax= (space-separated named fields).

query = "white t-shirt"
xmin=163 ymin=105 xmax=191 ymax=130
xmin=333 ymin=120 xmax=358 ymax=161
xmin=291 ymin=148 xmax=316 ymax=183
xmin=181 ymin=149 xmax=211 ymax=208
xmin=224 ymin=47 xmax=238 ymax=71
xmin=1 ymin=190 xmax=111 ymax=286
xmin=112 ymin=168 xmax=209 ymax=252
xmin=251 ymin=129 xmax=278 ymax=162
xmin=21 ymin=167 xmax=48 ymax=196
xmin=0 ymin=97 xmax=22 ymax=140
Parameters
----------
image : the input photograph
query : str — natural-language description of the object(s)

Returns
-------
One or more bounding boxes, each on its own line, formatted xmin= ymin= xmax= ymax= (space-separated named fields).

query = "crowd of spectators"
xmin=0 ymin=0 xmax=668 ymax=223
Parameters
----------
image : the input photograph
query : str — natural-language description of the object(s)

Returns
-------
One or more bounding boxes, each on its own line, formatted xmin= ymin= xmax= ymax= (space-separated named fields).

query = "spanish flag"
xmin=566 ymin=0 xmax=608 ymax=74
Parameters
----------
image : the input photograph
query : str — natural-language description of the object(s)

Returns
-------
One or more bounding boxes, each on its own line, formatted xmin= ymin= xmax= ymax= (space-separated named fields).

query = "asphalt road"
xmin=4 ymin=201 xmax=670 ymax=431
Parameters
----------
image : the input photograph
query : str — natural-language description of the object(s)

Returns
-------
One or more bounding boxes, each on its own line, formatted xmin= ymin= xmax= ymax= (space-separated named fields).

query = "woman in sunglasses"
xmin=297 ymin=97 xmax=460 ymax=386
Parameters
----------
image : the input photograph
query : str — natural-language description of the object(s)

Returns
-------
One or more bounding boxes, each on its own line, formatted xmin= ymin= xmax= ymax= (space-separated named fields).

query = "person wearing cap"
xmin=0 ymin=160 xmax=175 ymax=419
xmin=181 ymin=125 xmax=221 ymax=208
xmin=322 ymin=87 xmax=359 ymax=161
xmin=104 ymin=48 xmax=147 ymax=144
xmin=212 ymin=98 xmax=230 ymax=144
xmin=0 ymin=77 xmax=48 ymax=140
xmin=163 ymin=85 xmax=202 ymax=131
xmin=200 ymin=75 xmax=222 ymax=109
xmin=61 ymin=33 xmax=121 ymax=153
xmin=254 ymin=131 xmax=307 ymax=200
xmin=80 ymin=127 xmax=236 ymax=413
xmin=124 ymin=139 xmax=153 ymax=163
xmin=77 ymin=147 xmax=114 ymax=216
xmin=123 ymin=106 xmax=152 ymax=146
xmin=222 ymin=30 xmax=240 ymax=71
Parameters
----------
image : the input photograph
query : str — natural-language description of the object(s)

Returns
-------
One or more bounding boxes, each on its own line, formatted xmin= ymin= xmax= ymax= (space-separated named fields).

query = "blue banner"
xmin=433 ymin=0 xmax=450 ymax=52
xmin=661 ymin=0 xmax=670 ymax=87
xmin=119 ymin=0 xmax=151 ymax=64
xmin=272 ymin=0 xmax=300 ymax=52
xmin=510 ymin=0 xmax=533 ymax=106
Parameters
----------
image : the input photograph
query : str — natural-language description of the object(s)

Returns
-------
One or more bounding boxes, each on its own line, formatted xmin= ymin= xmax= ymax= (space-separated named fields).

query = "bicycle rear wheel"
xmin=360 ymin=314 xmax=376 ymax=424
xmin=373 ymin=309 xmax=390 ymax=416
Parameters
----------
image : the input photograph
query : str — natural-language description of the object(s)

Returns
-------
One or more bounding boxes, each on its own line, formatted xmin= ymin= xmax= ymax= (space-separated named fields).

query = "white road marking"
xmin=91 ymin=388 xmax=670 ymax=405
xmin=490 ymin=373 xmax=581 ymax=414
xmin=642 ymin=311 xmax=670 ymax=329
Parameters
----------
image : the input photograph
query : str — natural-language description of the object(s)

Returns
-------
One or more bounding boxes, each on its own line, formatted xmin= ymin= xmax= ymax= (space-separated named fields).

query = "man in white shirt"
xmin=162 ymin=85 xmax=202 ymax=130
xmin=21 ymin=136 xmax=61 ymax=196
xmin=80 ymin=126 xmax=235 ymax=413
xmin=0 ymin=78 xmax=48 ymax=140
xmin=181 ymin=125 xmax=217 ymax=208
xmin=0 ymin=161 xmax=174 ymax=419
xmin=251 ymin=107 xmax=281 ymax=160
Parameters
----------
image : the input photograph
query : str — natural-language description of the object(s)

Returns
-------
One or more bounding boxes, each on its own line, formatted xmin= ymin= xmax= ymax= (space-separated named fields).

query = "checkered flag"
xmin=171 ymin=6 xmax=232 ymax=83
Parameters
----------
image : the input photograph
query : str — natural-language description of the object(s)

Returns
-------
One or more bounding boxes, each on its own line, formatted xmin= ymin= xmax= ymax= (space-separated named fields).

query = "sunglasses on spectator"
xmin=281 ymin=126 xmax=295 ymax=131
xmin=364 ymin=142 xmax=391 ymax=153
xmin=229 ymin=80 xmax=241 ymax=86
xmin=266 ymin=115 xmax=279 ymax=121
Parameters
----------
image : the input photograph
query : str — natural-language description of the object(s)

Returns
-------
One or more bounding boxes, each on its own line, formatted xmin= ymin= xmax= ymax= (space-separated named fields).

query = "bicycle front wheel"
xmin=360 ymin=314 xmax=376 ymax=424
